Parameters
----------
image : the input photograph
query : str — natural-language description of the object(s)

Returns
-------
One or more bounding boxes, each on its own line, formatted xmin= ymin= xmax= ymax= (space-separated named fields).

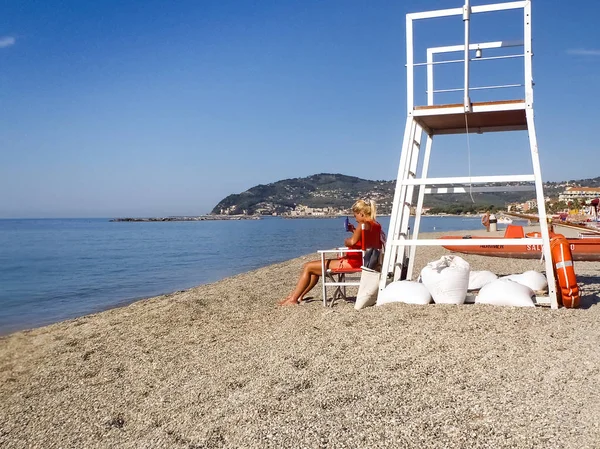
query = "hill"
xmin=211 ymin=173 xmax=600 ymax=216
xmin=211 ymin=174 xmax=393 ymax=215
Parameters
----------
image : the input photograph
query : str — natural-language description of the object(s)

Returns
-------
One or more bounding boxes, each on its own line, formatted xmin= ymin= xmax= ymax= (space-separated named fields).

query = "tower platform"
xmin=413 ymin=99 xmax=527 ymax=135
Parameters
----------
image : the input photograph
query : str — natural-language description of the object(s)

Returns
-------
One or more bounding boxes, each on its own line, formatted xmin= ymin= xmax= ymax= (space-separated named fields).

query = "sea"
xmin=0 ymin=216 xmax=523 ymax=335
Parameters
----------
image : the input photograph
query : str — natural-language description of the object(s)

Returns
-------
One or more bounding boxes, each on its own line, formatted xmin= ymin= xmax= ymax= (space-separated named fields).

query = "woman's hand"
xmin=344 ymin=225 xmax=362 ymax=247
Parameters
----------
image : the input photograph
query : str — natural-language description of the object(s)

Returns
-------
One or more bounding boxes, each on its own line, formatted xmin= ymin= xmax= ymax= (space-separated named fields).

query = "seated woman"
xmin=278 ymin=199 xmax=383 ymax=306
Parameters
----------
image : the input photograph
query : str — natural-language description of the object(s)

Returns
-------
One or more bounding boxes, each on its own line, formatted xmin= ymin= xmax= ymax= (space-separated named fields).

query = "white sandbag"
xmin=475 ymin=279 xmax=535 ymax=307
xmin=376 ymin=281 xmax=432 ymax=306
xmin=468 ymin=270 xmax=498 ymax=290
xmin=500 ymin=271 xmax=547 ymax=292
xmin=355 ymin=267 xmax=380 ymax=310
xmin=420 ymin=255 xmax=470 ymax=305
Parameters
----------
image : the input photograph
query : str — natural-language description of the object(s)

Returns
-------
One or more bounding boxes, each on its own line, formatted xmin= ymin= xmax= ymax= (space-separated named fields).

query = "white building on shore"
xmin=288 ymin=204 xmax=345 ymax=216
xmin=559 ymin=186 xmax=600 ymax=201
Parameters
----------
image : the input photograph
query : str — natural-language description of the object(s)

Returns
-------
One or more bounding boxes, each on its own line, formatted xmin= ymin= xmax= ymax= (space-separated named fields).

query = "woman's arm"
xmin=344 ymin=225 xmax=362 ymax=247
xmin=344 ymin=221 xmax=373 ymax=247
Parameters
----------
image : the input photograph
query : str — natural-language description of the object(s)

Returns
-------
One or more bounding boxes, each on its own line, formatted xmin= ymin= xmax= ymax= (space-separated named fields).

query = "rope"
xmin=464 ymin=112 xmax=475 ymax=203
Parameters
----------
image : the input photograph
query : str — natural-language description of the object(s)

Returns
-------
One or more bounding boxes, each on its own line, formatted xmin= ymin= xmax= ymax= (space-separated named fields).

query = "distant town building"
xmin=559 ymin=186 xmax=600 ymax=201
xmin=288 ymin=204 xmax=345 ymax=216
xmin=507 ymin=198 xmax=541 ymax=212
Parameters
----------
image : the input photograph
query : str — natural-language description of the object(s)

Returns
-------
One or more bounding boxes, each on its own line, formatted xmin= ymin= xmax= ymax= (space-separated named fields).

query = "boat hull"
xmin=440 ymin=236 xmax=600 ymax=261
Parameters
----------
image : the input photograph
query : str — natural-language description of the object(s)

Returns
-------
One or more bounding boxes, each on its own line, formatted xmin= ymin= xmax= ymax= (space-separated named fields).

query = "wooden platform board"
xmin=413 ymin=100 xmax=527 ymax=135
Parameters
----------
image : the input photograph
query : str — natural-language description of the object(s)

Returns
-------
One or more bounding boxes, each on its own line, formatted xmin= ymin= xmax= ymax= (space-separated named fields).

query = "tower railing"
xmin=405 ymin=1 xmax=532 ymax=114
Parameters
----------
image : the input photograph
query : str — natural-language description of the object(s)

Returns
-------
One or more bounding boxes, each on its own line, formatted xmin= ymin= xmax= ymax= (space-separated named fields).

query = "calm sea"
xmin=0 ymin=216 xmax=521 ymax=335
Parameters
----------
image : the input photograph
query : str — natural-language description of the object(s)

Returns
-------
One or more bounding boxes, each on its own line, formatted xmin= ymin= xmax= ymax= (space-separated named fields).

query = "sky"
xmin=1 ymin=0 xmax=599 ymax=218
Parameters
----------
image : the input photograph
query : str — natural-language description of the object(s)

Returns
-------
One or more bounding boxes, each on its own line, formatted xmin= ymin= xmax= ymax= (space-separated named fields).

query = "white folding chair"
xmin=318 ymin=248 xmax=363 ymax=307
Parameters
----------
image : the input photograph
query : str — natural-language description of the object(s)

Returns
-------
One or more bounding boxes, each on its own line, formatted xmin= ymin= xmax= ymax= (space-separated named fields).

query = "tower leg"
xmin=526 ymin=108 xmax=558 ymax=309
xmin=394 ymin=124 xmax=422 ymax=281
xmin=380 ymin=117 xmax=420 ymax=291
xmin=407 ymin=132 xmax=433 ymax=280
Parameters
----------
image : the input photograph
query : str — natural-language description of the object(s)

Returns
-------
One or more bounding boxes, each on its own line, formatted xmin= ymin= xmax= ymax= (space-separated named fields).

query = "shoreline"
xmin=0 ymin=225 xmax=519 ymax=337
xmin=110 ymin=214 xmax=518 ymax=222
xmin=109 ymin=215 xmax=262 ymax=222
xmin=0 ymin=225 xmax=587 ymax=337
xmin=2 ymin=229 xmax=600 ymax=447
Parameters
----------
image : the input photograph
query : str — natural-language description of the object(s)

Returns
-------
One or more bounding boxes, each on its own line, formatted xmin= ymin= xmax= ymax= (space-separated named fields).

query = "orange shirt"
xmin=344 ymin=221 xmax=383 ymax=267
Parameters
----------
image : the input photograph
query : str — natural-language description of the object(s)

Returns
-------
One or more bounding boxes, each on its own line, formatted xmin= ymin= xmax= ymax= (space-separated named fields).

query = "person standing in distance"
xmin=481 ymin=210 xmax=490 ymax=232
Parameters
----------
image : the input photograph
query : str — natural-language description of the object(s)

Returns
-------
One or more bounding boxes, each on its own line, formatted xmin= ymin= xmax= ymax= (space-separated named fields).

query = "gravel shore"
xmin=1 ymin=229 xmax=599 ymax=448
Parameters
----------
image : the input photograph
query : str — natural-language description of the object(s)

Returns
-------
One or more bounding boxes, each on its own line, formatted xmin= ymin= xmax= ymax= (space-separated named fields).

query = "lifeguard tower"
xmin=379 ymin=0 xmax=558 ymax=308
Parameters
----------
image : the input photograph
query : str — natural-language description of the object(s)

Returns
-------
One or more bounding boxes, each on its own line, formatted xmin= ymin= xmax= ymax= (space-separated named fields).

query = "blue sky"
xmin=1 ymin=0 xmax=599 ymax=218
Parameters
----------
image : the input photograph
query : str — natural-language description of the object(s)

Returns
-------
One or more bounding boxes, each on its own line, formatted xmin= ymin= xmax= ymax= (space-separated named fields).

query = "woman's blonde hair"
xmin=352 ymin=199 xmax=377 ymax=220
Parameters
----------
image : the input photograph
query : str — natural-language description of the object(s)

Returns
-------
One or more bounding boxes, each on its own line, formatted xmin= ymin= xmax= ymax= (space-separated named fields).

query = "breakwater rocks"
xmin=110 ymin=215 xmax=261 ymax=222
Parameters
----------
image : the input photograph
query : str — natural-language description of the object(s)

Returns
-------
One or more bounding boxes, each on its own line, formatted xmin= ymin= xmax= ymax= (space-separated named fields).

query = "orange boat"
xmin=440 ymin=225 xmax=600 ymax=261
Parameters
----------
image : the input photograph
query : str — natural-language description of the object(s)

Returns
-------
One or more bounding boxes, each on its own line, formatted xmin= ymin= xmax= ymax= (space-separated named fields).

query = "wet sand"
xmin=1 ymin=229 xmax=600 ymax=448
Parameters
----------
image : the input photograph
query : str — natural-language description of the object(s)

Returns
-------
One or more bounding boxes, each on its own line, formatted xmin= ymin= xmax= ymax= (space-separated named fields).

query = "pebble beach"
xmin=1 ymin=229 xmax=600 ymax=448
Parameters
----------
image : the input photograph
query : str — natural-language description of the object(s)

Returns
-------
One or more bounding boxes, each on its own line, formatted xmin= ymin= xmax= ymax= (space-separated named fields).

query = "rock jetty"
xmin=110 ymin=215 xmax=261 ymax=222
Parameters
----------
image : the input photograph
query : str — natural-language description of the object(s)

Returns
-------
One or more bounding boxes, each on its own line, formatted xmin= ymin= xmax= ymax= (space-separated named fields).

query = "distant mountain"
xmin=211 ymin=174 xmax=394 ymax=215
xmin=211 ymin=173 xmax=600 ymax=216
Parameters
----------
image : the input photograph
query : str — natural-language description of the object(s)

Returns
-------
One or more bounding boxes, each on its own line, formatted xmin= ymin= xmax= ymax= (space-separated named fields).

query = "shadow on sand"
xmin=574 ymin=274 xmax=600 ymax=309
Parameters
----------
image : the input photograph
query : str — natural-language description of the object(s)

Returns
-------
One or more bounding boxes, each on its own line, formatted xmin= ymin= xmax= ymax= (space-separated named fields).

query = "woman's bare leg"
xmin=278 ymin=273 xmax=319 ymax=305
xmin=279 ymin=260 xmax=321 ymax=305
xmin=298 ymin=273 xmax=320 ymax=302
xmin=279 ymin=259 xmax=342 ymax=305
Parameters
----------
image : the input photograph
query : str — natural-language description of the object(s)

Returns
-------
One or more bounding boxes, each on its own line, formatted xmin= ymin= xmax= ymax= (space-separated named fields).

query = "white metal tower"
xmin=379 ymin=0 xmax=558 ymax=308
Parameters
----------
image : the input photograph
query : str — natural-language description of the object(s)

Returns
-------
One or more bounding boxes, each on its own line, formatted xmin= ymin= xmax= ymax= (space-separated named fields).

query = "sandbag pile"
xmin=468 ymin=270 xmax=498 ymax=290
xmin=475 ymin=279 xmax=536 ymax=307
xmin=500 ymin=270 xmax=547 ymax=292
xmin=420 ymin=255 xmax=470 ymax=305
xmin=374 ymin=255 xmax=470 ymax=306
xmin=377 ymin=281 xmax=432 ymax=306
xmin=362 ymin=256 xmax=548 ymax=309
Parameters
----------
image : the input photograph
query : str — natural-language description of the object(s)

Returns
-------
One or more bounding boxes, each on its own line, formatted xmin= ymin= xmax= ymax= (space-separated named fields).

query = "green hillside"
xmin=211 ymin=173 xmax=597 ymax=215
xmin=212 ymin=174 xmax=392 ymax=215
